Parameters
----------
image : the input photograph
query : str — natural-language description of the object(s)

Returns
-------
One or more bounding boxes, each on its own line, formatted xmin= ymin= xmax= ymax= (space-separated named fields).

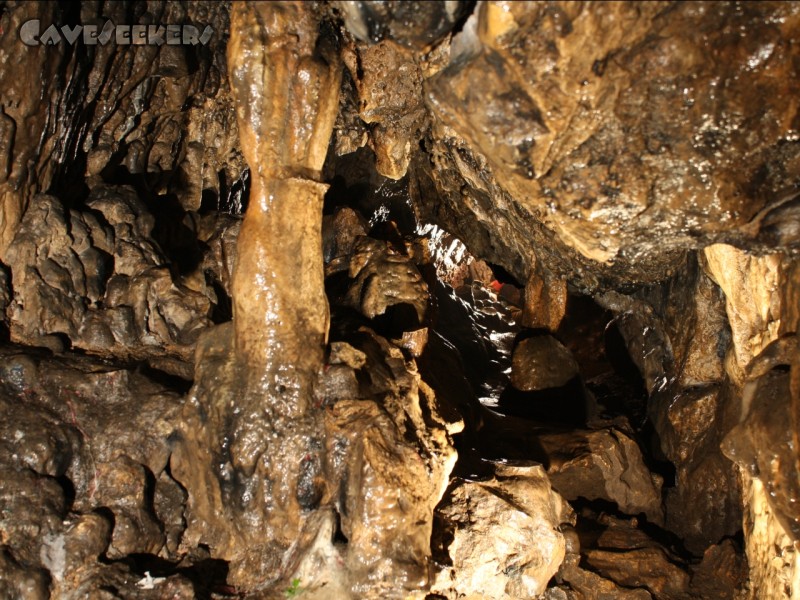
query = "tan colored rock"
xmin=522 ymin=263 xmax=567 ymax=332
xmin=433 ymin=463 xmax=570 ymax=600
xmin=739 ymin=473 xmax=800 ymax=600
xmin=539 ymin=427 xmax=664 ymax=524
xmin=510 ymin=335 xmax=579 ymax=391
xmin=189 ymin=1 xmax=342 ymax=587
xmin=175 ymin=321 xmax=460 ymax=597
xmin=703 ymin=244 xmax=784 ymax=378
xmin=0 ymin=2 xmax=243 ymax=257
xmin=723 ymin=369 xmax=800 ymax=539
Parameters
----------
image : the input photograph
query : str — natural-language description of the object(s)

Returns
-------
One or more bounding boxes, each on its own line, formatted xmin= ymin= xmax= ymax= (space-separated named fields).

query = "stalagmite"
xmin=173 ymin=0 xmax=342 ymax=589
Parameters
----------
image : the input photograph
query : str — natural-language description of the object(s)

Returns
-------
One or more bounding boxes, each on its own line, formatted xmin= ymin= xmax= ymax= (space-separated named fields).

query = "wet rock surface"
xmin=419 ymin=1 xmax=800 ymax=290
xmin=1 ymin=0 xmax=799 ymax=598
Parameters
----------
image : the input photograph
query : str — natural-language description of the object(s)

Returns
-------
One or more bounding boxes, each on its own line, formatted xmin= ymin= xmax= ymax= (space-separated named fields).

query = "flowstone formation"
xmin=0 ymin=1 xmax=799 ymax=599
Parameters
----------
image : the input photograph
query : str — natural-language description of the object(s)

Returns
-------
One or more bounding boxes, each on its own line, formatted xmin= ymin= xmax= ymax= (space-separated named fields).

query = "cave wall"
xmin=0 ymin=1 xmax=799 ymax=599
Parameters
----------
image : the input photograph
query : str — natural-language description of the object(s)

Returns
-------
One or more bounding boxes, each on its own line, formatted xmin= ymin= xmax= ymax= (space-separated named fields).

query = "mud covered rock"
xmin=342 ymin=39 xmax=428 ymax=179
xmin=172 ymin=322 xmax=460 ymax=597
xmin=337 ymin=0 xmax=472 ymax=50
xmin=0 ymin=1 xmax=244 ymax=257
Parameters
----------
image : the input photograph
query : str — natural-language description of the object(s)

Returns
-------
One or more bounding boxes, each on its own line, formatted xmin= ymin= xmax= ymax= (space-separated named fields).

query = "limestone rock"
xmin=346 ymin=236 xmax=429 ymax=326
xmin=539 ymin=427 xmax=664 ymax=524
xmin=419 ymin=1 xmax=800 ymax=291
xmin=433 ymin=463 xmax=571 ymax=600
xmin=343 ymin=40 xmax=428 ymax=179
xmin=4 ymin=191 xmax=215 ymax=373
xmin=703 ymin=244 xmax=795 ymax=380
xmin=0 ymin=1 xmax=65 ymax=256
xmin=738 ymin=473 xmax=800 ymax=600
xmin=510 ymin=334 xmax=579 ymax=391
xmin=598 ymin=257 xmax=742 ymax=552
xmin=522 ymin=263 xmax=568 ymax=332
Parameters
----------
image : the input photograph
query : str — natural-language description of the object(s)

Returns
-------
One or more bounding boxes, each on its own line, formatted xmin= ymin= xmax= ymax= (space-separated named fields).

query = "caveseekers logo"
xmin=20 ymin=19 xmax=213 ymax=46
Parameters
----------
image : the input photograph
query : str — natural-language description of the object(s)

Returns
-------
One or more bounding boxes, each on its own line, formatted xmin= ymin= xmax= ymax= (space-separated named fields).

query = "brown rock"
xmin=584 ymin=548 xmax=690 ymax=600
xmin=0 ymin=2 xmax=64 ymax=257
xmin=323 ymin=207 xmax=369 ymax=268
xmin=0 ymin=2 xmax=243 ymax=257
xmin=689 ymin=540 xmax=748 ymax=600
xmin=343 ymin=40 xmax=427 ymax=179
xmin=201 ymin=1 xmax=341 ymax=587
xmin=562 ymin=513 xmax=692 ymax=600
xmin=346 ymin=236 xmax=429 ymax=325
xmin=657 ymin=385 xmax=742 ymax=553
xmin=556 ymin=563 xmax=654 ymax=600
xmin=0 ymin=547 xmax=50 ymax=600
xmin=420 ymin=1 xmax=800 ymax=290
xmin=510 ymin=335 xmax=579 ymax=391
xmin=539 ymin=427 xmax=664 ymax=524
xmin=522 ymin=263 xmax=568 ymax=332
xmin=4 ymin=191 xmax=215 ymax=373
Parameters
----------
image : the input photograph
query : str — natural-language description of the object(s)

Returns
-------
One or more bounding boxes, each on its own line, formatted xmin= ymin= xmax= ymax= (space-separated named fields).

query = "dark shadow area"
xmin=494 ymin=376 xmax=589 ymax=427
